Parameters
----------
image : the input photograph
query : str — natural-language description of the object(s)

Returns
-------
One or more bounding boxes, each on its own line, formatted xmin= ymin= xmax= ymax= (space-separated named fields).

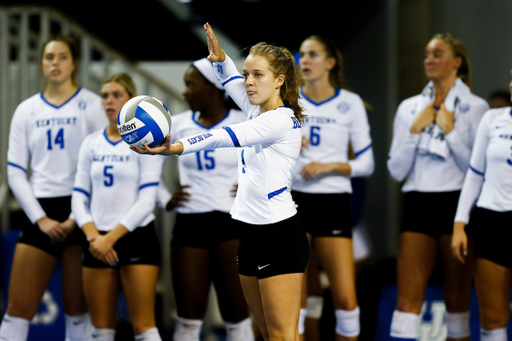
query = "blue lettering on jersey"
xmin=36 ymin=117 xmax=77 ymax=127
xmin=291 ymin=116 xmax=301 ymax=129
xmin=499 ymin=134 xmax=512 ymax=140
xmin=305 ymin=116 xmax=337 ymax=125
xmin=187 ymin=133 xmax=213 ymax=145
xmin=216 ymin=64 xmax=223 ymax=74
xmin=92 ymin=154 xmax=130 ymax=162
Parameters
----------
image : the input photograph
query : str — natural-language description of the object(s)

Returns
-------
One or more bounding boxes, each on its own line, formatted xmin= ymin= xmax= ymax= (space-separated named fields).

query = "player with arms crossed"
xmin=133 ymin=23 xmax=310 ymax=341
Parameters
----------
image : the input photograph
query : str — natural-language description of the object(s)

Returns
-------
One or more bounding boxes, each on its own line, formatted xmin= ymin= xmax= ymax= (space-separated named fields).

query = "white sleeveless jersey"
xmin=455 ymin=107 xmax=512 ymax=223
xmin=292 ymin=88 xmax=374 ymax=193
xmin=178 ymin=54 xmax=303 ymax=225
xmin=72 ymin=129 xmax=163 ymax=232
xmin=171 ymin=109 xmax=246 ymax=214
xmin=7 ymin=88 xmax=106 ymax=223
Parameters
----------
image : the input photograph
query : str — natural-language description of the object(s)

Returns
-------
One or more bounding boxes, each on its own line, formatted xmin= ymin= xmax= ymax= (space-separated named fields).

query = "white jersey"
xmin=454 ymin=107 xmax=512 ymax=223
xmin=171 ymin=109 xmax=246 ymax=214
xmin=7 ymin=88 xmax=106 ymax=223
xmin=292 ymin=88 xmax=374 ymax=193
xmin=387 ymin=80 xmax=489 ymax=192
xmin=72 ymin=129 xmax=163 ymax=232
xmin=178 ymin=54 xmax=303 ymax=225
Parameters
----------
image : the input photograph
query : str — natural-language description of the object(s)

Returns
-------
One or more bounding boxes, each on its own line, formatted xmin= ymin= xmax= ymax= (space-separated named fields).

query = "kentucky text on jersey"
xmin=187 ymin=133 xmax=213 ymax=145
xmin=35 ymin=117 xmax=77 ymax=127
xmin=92 ymin=154 xmax=130 ymax=162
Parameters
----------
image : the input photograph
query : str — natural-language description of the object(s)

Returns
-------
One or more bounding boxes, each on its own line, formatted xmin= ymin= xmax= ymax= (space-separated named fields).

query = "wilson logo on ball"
xmin=117 ymin=95 xmax=172 ymax=148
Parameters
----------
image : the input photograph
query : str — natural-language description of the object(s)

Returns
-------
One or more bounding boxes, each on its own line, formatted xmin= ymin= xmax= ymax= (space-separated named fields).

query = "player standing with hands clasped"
xmin=0 ymin=35 xmax=106 ymax=341
xmin=291 ymin=35 xmax=374 ymax=341
xmin=387 ymin=33 xmax=489 ymax=341
xmin=132 ymin=23 xmax=310 ymax=341
xmin=452 ymin=73 xmax=512 ymax=341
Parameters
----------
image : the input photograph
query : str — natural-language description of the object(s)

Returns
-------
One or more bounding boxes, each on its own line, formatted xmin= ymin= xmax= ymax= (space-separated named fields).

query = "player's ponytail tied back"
xmin=249 ymin=43 xmax=306 ymax=126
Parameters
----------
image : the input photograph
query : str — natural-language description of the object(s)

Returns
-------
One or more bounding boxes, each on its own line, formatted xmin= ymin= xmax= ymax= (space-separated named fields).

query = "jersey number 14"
xmin=46 ymin=128 xmax=65 ymax=150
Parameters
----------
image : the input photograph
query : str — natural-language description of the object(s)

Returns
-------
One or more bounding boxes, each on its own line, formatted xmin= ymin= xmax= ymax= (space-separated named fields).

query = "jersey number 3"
xmin=46 ymin=128 xmax=65 ymax=150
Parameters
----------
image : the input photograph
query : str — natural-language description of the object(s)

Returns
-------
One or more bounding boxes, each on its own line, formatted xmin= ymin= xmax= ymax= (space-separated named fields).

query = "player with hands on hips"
xmin=387 ymin=33 xmax=489 ymax=341
xmin=133 ymin=23 xmax=310 ymax=341
xmin=72 ymin=74 xmax=163 ymax=341
xmin=451 ymin=72 xmax=512 ymax=341
xmin=0 ymin=34 xmax=106 ymax=341
xmin=156 ymin=57 xmax=252 ymax=341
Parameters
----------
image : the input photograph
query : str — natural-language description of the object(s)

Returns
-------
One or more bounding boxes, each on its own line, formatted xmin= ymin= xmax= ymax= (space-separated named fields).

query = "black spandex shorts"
xmin=400 ymin=191 xmax=466 ymax=239
xmin=18 ymin=196 xmax=86 ymax=258
xmin=470 ymin=207 xmax=512 ymax=268
xmin=83 ymin=222 xmax=161 ymax=269
xmin=171 ymin=211 xmax=240 ymax=249
xmin=236 ymin=214 xmax=310 ymax=279
xmin=291 ymin=191 xmax=353 ymax=238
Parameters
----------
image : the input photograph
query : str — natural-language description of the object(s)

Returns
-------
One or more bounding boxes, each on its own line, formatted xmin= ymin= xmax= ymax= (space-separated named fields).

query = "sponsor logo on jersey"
xmin=458 ymin=103 xmax=470 ymax=113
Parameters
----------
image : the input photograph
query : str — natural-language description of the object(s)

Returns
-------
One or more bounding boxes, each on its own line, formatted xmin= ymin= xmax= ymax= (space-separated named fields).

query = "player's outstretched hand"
xmin=204 ymin=23 xmax=225 ymax=63
xmin=130 ymin=135 xmax=183 ymax=156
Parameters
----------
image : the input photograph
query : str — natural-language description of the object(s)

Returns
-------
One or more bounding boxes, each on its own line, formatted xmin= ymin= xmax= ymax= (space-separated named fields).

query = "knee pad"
xmin=390 ymin=310 xmax=419 ymax=339
xmin=65 ymin=313 xmax=91 ymax=341
xmin=135 ymin=327 xmax=162 ymax=341
xmin=298 ymin=309 xmax=307 ymax=335
xmin=173 ymin=316 xmax=203 ymax=341
xmin=225 ymin=317 xmax=254 ymax=341
xmin=0 ymin=313 xmax=30 ymax=341
xmin=91 ymin=327 xmax=115 ymax=341
xmin=446 ymin=311 xmax=470 ymax=339
xmin=481 ymin=327 xmax=507 ymax=341
xmin=335 ymin=306 xmax=360 ymax=337
xmin=306 ymin=296 xmax=323 ymax=319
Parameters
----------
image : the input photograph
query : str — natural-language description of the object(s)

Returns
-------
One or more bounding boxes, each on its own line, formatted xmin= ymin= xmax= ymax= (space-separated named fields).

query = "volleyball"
xmin=117 ymin=95 xmax=172 ymax=148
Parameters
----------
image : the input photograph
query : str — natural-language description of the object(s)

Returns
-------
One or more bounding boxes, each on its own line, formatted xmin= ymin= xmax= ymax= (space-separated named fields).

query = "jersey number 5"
xmin=46 ymin=128 xmax=65 ymax=150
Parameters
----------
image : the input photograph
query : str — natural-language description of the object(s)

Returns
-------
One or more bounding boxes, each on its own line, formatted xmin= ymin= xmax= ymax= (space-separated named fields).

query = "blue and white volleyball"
xmin=117 ymin=95 xmax=172 ymax=148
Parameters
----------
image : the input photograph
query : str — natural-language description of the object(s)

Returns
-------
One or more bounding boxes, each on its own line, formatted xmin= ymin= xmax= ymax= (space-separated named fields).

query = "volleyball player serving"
xmin=133 ymin=23 xmax=310 ymax=341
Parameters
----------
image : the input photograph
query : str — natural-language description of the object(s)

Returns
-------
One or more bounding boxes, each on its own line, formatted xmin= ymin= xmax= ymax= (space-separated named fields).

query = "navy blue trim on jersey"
xmin=192 ymin=109 xmax=231 ymax=129
xmin=139 ymin=182 xmax=159 ymax=190
xmin=300 ymin=87 xmax=341 ymax=106
xmin=8 ymin=162 xmax=27 ymax=172
xmin=268 ymin=186 xmax=287 ymax=200
xmin=40 ymin=88 xmax=82 ymax=109
xmin=73 ymin=187 xmax=90 ymax=197
xmin=223 ymin=126 xmax=241 ymax=147
xmin=469 ymin=165 xmax=484 ymax=176
xmin=222 ymin=76 xmax=244 ymax=87
xmin=510 ymin=107 xmax=512 ymax=118
xmin=103 ymin=129 xmax=123 ymax=146
xmin=354 ymin=143 xmax=372 ymax=157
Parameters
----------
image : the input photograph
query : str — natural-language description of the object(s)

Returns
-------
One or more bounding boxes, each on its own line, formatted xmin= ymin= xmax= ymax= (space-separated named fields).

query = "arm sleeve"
xmin=387 ymin=102 xmax=421 ymax=182
xmin=213 ymin=54 xmax=253 ymax=116
xmin=179 ymin=109 xmax=292 ymax=155
xmin=348 ymin=97 xmax=374 ymax=177
xmin=71 ymin=137 xmax=94 ymax=228
xmin=445 ymin=100 xmax=489 ymax=172
xmin=118 ymin=155 xmax=163 ymax=231
xmin=7 ymin=105 xmax=46 ymax=224
xmin=453 ymin=111 xmax=489 ymax=223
